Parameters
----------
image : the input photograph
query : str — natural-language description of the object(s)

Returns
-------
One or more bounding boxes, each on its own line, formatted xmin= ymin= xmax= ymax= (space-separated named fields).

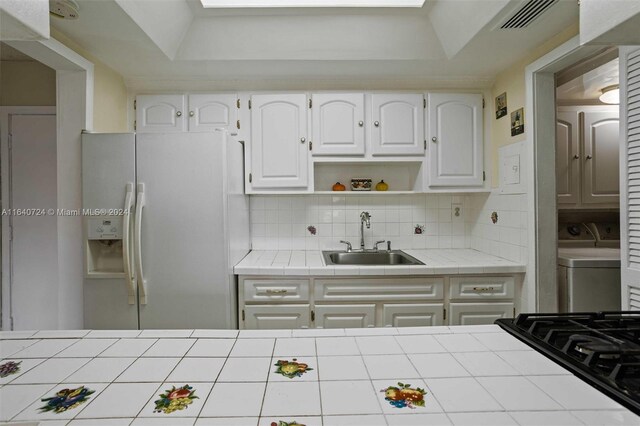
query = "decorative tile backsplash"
xmin=250 ymin=194 xmax=468 ymax=251
xmin=249 ymin=191 xmax=529 ymax=264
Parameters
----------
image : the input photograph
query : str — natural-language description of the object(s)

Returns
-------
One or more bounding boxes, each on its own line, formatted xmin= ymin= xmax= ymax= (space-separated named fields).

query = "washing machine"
xmin=557 ymin=222 xmax=621 ymax=313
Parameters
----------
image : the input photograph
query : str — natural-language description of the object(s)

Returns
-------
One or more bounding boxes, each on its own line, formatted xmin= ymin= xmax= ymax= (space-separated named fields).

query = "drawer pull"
xmin=266 ymin=289 xmax=288 ymax=295
xmin=472 ymin=287 xmax=496 ymax=292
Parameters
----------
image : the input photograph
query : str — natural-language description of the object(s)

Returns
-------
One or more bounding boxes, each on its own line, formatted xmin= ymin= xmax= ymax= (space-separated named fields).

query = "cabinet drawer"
xmin=315 ymin=304 xmax=376 ymax=329
xmin=244 ymin=304 xmax=310 ymax=329
xmin=449 ymin=276 xmax=514 ymax=300
xmin=314 ymin=278 xmax=444 ymax=302
xmin=243 ymin=279 xmax=310 ymax=303
xmin=448 ymin=302 xmax=514 ymax=326
xmin=382 ymin=303 xmax=444 ymax=327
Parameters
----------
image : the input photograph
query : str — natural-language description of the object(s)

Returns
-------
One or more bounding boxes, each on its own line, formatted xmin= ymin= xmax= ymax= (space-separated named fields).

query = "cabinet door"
xmin=136 ymin=95 xmax=186 ymax=133
xmin=314 ymin=304 xmax=376 ymax=328
xmin=188 ymin=94 xmax=238 ymax=132
xmin=250 ymin=94 xmax=309 ymax=188
xmin=244 ymin=304 xmax=310 ymax=329
xmin=382 ymin=303 xmax=444 ymax=327
xmin=428 ymin=93 xmax=483 ymax=186
xmin=370 ymin=94 xmax=425 ymax=156
xmin=448 ymin=302 xmax=514 ymax=326
xmin=582 ymin=111 xmax=620 ymax=204
xmin=312 ymin=93 xmax=365 ymax=155
xmin=556 ymin=110 xmax=581 ymax=204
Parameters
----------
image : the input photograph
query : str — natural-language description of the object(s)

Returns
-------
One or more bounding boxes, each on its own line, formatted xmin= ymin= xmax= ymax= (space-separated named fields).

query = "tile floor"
xmin=0 ymin=326 xmax=638 ymax=425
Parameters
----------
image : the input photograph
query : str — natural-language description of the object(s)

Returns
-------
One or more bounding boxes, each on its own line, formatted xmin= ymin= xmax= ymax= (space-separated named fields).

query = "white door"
xmin=7 ymin=113 xmax=57 ymax=330
xmin=81 ymin=133 xmax=138 ymax=330
xmin=136 ymin=95 xmax=186 ymax=133
xmin=311 ymin=93 xmax=365 ymax=155
xmin=582 ymin=110 xmax=620 ymax=205
xmin=250 ymin=94 xmax=308 ymax=188
xmin=620 ymin=46 xmax=640 ymax=310
xmin=188 ymin=94 xmax=238 ymax=132
xmin=244 ymin=305 xmax=310 ymax=329
xmin=382 ymin=303 xmax=444 ymax=327
xmin=428 ymin=93 xmax=484 ymax=187
xmin=136 ymin=133 xmax=228 ymax=329
xmin=314 ymin=304 xmax=376 ymax=328
xmin=448 ymin=302 xmax=514 ymax=326
xmin=370 ymin=94 xmax=425 ymax=156
xmin=556 ymin=110 xmax=581 ymax=204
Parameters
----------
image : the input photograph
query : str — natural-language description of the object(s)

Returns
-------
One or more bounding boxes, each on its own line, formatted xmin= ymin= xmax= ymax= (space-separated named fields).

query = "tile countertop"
xmin=1 ymin=325 xmax=638 ymax=426
xmin=234 ymin=249 xmax=526 ymax=276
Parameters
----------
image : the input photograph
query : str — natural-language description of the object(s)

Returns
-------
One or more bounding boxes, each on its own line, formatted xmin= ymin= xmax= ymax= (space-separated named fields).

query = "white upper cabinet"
xmin=250 ymin=94 xmax=309 ymax=188
xmin=188 ymin=94 xmax=238 ymax=132
xmin=556 ymin=106 xmax=619 ymax=207
xmin=370 ymin=94 xmax=425 ymax=156
xmin=136 ymin=95 xmax=186 ymax=133
xmin=136 ymin=94 xmax=238 ymax=133
xmin=428 ymin=93 xmax=483 ymax=187
xmin=556 ymin=110 xmax=581 ymax=204
xmin=311 ymin=93 xmax=365 ymax=155
xmin=582 ymin=110 xmax=620 ymax=204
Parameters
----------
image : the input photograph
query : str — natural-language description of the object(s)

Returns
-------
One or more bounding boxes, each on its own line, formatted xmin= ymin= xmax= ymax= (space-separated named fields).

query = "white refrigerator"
xmin=81 ymin=131 xmax=250 ymax=329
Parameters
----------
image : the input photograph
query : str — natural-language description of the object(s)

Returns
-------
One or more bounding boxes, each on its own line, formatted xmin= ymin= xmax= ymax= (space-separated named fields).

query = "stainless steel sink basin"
xmin=322 ymin=250 xmax=424 ymax=266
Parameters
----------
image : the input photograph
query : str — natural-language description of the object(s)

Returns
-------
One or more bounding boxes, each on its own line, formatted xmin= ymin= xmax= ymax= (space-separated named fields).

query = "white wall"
xmin=0 ymin=0 xmax=49 ymax=40
xmin=580 ymin=0 xmax=640 ymax=45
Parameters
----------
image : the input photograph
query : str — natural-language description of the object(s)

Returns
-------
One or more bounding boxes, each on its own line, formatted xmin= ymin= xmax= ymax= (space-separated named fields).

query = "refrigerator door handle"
xmin=123 ymin=183 xmax=136 ymax=305
xmin=134 ymin=183 xmax=148 ymax=305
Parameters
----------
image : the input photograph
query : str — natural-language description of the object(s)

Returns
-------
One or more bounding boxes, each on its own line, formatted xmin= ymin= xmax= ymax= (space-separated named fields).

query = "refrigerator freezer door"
xmin=136 ymin=132 xmax=229 ymax=329
xmin=82 ymin=133 xmax=138 ymax=329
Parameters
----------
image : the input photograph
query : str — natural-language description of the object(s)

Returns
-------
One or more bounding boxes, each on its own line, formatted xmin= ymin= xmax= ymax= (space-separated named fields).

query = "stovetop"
xmin=496 ymin=311 xmax=640 ymax=415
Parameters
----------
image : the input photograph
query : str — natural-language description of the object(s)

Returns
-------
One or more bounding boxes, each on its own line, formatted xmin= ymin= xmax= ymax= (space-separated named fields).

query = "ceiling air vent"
xmin=500 ymin=0 xmax=558 ymax=29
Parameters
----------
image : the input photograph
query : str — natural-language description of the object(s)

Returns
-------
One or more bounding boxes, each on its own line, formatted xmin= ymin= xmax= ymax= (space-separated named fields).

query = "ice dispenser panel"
xmin=85 ymin=216 xmax=126 ymax=278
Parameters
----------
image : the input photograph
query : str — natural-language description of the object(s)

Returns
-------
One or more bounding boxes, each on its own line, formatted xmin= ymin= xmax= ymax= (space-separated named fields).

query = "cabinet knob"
xmin=374 ymin=121 xmax=380 ymax=127
xmin=300 ymin=137 xmax=306 ymax=143
xmin=358 ymin=121 xmax=364 ymax=127
xmin=431 ymin=137 xmax=437 ymax=143
xmin=176 ymin=111 xmax=182 ymax=117
xmin=573 ymin=154 xmax=579 ymax=160
xmin=189 ymin=111 xmax=195 ymax=117
xmin=586 ymin=155 xmax=593 ymax=160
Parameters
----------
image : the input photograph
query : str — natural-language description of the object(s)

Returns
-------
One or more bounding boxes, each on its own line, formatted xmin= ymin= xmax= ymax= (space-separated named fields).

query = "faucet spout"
xmin=359 ymin=211 xmax=371 ymax=250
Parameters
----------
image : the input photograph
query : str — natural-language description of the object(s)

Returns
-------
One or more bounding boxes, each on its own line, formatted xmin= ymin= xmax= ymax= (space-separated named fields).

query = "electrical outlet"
xmin=452 ymin=203 xmax=463 ymax=221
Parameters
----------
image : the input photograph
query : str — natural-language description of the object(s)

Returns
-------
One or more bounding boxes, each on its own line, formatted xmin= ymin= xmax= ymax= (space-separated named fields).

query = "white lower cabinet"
xmin=448 ymin=302 xmax=514 ymax=326
xmin=315 ymin=304 xmax=376 ymax=328
xmin=244 ymin=304 xmax=310 ymax=329
xmin=239 ymin=275 xmax=518 ymax=329
xmin=382 ymin=303 xmax=444 ymax=327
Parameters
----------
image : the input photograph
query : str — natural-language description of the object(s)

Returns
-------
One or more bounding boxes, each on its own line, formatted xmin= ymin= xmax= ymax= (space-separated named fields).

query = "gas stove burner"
xmin=570 ymin=335 xmax=623 ymax=359
xmin=497 ymin=312 xmax=640 ymax=415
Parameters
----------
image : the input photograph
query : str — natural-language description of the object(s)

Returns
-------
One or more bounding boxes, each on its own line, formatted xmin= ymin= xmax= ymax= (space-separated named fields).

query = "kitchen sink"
xmin=322 ymin=250 xmax=424 ymax=266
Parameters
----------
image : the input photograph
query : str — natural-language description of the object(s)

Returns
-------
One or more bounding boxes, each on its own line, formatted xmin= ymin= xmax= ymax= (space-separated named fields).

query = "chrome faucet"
xmin=360 ymin=211 xmax=371 ymax=251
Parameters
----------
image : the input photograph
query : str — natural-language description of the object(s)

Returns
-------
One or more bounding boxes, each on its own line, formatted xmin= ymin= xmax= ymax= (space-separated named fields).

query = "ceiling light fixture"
xmin=201 ymin=0 xmax=425 ymax=7
xmin=599 ymin=84 xmax=620 ymax=104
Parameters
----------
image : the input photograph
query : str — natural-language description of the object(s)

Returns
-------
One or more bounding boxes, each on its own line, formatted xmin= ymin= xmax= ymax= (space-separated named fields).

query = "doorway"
xmin=1 ymin=37 xmax=93 ymax=330
xmin=554 ymin=50 xmax=622 ymax=313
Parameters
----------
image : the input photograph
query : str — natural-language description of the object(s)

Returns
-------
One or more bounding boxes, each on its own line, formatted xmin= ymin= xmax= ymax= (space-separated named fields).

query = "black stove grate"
xmin=496 ymin=311 xmax=640 ymax=414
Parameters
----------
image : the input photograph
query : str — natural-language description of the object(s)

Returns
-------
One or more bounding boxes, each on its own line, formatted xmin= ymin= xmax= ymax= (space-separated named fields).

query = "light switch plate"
xmin=499 ymin=141 xmax=526 ymax=194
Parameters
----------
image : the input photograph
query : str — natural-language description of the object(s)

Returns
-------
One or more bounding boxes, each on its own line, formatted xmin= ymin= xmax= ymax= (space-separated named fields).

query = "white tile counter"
xmin=234 ymin=249 xmax=526 ymax=276
xmin=1 ymin=325 xmax=637 ymax=425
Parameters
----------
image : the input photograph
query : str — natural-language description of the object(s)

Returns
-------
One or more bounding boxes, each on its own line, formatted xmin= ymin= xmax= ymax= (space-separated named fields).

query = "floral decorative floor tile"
xmin=153 ymin=384 xmax=199 ymax=414
xmin=380 ymin=382 xmax=427 ymax=409
xmin=39 ymin=385 xmax=96 ymax=413
xmin=0 ymin=360 xmax=21 ymax=378
xmin=273 ymin=359 xmax=313 ymax=379
xmin=270 ymin=421 xmax=306 ymax=426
